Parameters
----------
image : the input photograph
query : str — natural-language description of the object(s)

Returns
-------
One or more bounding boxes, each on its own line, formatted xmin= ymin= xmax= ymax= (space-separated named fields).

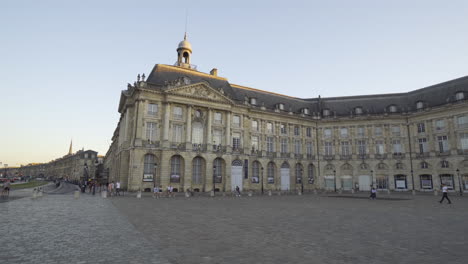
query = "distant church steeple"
xmin=176 ymin=33 xmax=193 ymax=68
xmin=68 ymin=140 xmax=73 ymax=155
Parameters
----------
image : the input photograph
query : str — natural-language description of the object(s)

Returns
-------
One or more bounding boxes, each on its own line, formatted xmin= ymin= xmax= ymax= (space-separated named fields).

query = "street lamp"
xmin=261 ymin=167 xmax=264 ymax=195
xmin=370 ymin=170 xmax=374 ymax=188
xmin=213 ymin=164 xmax=216 ymax=196
xmin=456 ymin=169 xmax=463 ymax=196
xmin=333 ymin=170 xmax=337 ymax=192
xmin=153 ymin=162 xmax=158 ymax=188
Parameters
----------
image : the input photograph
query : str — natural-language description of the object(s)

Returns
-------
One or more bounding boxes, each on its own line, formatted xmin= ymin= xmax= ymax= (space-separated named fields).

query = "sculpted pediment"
xmin=165 ymin=82 xmax=234 ymax=104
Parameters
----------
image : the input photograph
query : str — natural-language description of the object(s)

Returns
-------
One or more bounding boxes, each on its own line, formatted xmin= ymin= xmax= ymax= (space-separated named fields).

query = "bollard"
xmin=74 ymin=190 xmax=80 ymax=199
xmin=32 ymin=188 xmax=37 ymax=199
xmin=351 ymin=189 xmax=355 ymax=194
xmin=38 ymin=188 xmax=43 ymax=197
xmin=434 ymin=190 xmax=438 ymax=196
xmin=268 ymin=190 xmax=272 ymax=196
xmin=412 ymin=190 xmax=416 ymax=196
xmin=387 ymin=189 xmax=391 ymax=195
xmin=185 ymin=191 xmax=190 ymax=198
xmin=210 ymin=190 xmax=215 ymax=197
xmin=136 ymin=191 xmax=142 ymax=199
xmin=248 ymin=191 xmax=253 ymax=197
xmin=298 ymin=191 xmax=302 ymax=196
xmin=101 ymin=190 xmax=107 ymax=198
xmin=314 ymin=189 xmax=318 ymax=195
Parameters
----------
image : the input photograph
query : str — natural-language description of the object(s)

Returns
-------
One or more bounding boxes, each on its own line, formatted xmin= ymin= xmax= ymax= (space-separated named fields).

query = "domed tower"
xmin=176 ymin=33 xmax=193 ymax=69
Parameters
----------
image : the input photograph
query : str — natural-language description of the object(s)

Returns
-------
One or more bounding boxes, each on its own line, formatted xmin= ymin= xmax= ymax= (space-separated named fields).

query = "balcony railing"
xmin=192 ymin=144 xmax=207 ymax=152
xmin=280 ymin=152 xmax=290 ymax=158
xmin=340 ymin=155 xmax=351 ymax=160
xmin=323 ymin=155 xmax=334 ymax=161
xmin=267 ymin=152 xmax=277 ymax=158
xmin=392 ymin=153 xmax=405 ymax=159
xmin=415 ymin=152 xmax=430 ymax=159
xmin=375 ymin=154 xmax=387 ymax=160
xmin=294 ymin=154 xmax=303 ymax=159
xmin=306 ymin=154 xmax=315 ymax=160
xmin=436 ymin=151 xmax=451 ymax=156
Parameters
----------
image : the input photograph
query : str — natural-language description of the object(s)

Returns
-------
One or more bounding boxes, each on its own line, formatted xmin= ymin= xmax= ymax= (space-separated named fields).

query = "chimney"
xmin=210 ymin=68 xmax=218 ymax=76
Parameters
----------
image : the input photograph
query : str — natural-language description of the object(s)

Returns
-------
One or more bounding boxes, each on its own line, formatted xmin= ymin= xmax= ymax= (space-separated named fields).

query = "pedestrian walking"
xmin=235 ymin=186 xmax=241 ymax=197
xmin=2 ymin=180 xmax=11 ymax=197
xmin=115 ymin=181 xmax=121 ymax=196
xmin=108 ymin=181 xmax=114 ymax=197
xmin=439 ymin=184 xmax=452 ymax=204
xmin=370 ymin=187 xmax=377 ymax=200
xmin=153 ymin=186 xmax=160 ymax=198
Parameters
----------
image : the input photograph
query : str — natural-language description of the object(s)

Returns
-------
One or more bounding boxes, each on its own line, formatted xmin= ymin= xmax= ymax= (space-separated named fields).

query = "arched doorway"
xmin=231 ymin=159 xmax=243 ymax=191
xmin=280 ymin=162 xmax=290 ymax=191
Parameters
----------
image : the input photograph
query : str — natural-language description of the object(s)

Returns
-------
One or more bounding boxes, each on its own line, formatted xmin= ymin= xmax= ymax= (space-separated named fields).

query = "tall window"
xmin=456 ymin=92 xmax=465 ymax=100
xmin=267 ymin=122 xmax=273 ymax=133
xmin=192 ymin=157 xmax=203 ymax=184
xmin=437 ymin=136 xmax=449 ymax=153
xmin=357 ymin=140 xmax=366 ymax=155
xmin=340 ymin=128 xmax=348 ymax=138
xmin=266 ymin=137 xmax=274 ymax=152
xmin=294 ymin=139 xmax=301 ymax=154
xmin=214 ymin=112 xmax=222 ymax=124
xmin=341 ymin=141 xmax=350 ymax=156
xmin=143 ymin=154 xmax=155 ymax=182
xmin=214 ymin=158 xmax=223 ymax=183
xmin=280 ymin=124 xmax=287 ymax=134
xmin=392 ymin=139 xmax=402 ymax=154
xmin=436 ymin=120 xmax=445 ymax=131
xmin=460 ymin=133 xmax=468 ymax=151
xmin=173 ymin=106 xmax=183 ymax=120
xmin=308 ymin=164 xmax=314 ymax=184
xmin=295 ymin=164 xmax=303 ymax=184
xmin=146 ymin=122 xmax=158 ymax=141
xmin=306 ymin=142 xmax=313 ymax=156
xmin=417 ymin=123 xmax=425 ymax=133
xmin=232 ymin=133 xmax=241 ymax=149
xmin=418 ymin=138 xmax=428 ymax=154
xmin=374 ymin=127 xmax=383 ymax=137
xmin=147 ymin=103 xmax=158 ymax=115
xmin=324 ymin=128 xmax=332 ymax=138
xmin=375 ymin=140 xmax=384 ymax=154
xmin=251 ymin=136 xmax=259 ymax=150
xmin=192 ymin=122 xmax=204 ymax=144
xmin=267 ymin=162 xmax=275 ymax=184
xmin=232 ymin=115 xmax=240 ymax=127
xmin=324 ymin=142 xmax=333 ymax=156
xmin=294 ymin=126 xmax=300 ymax=136
xmin=252 ymin=120 xmax=258 ymax=131
xmin=213 ymin=129 xmax=222 ymax=146
xmin=252 ymin=161 xmax=260 ymax=183
xmin=170 ymin=156 xmax=182 ymax=183
xmin=357 ymin=127 xmax=365 ymax=137
xmin=173 ymin=124 xmax=183 ymax=143
xmin=280 ymin=138 xmax=288 ymax=153
xmin=392 ymin=126 xmax=401 ymax=137
xmin=457 ymin=115 xmax=468 ymax=128
xmin=306 ymin=127 xmax=312 ymax=137
xmin=440 ymin=174 xmax=454 ymax=189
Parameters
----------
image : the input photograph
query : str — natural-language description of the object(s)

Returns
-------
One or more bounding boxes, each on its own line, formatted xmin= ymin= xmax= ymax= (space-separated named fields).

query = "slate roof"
xmin=145 ymin=64 xmax=468 ymax=117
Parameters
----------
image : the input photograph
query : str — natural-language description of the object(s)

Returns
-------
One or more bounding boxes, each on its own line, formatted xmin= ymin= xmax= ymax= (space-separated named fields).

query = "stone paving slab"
xmin=111 ymin=194 xmax=468 ymax=264
xmin=0 ymin=192 xmax=168 ymax=264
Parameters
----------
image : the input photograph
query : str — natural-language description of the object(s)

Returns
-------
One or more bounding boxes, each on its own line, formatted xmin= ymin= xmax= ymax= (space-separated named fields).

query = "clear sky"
xmin=1 ymin=0 xmax=468 ymax=167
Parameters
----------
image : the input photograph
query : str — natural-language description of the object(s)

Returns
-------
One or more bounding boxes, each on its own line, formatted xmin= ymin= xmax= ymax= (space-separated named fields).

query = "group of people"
xmin=152 ymin=185 xmax=175 ymax=198
xmin=107 ymin=181 xmax=121 ymax=197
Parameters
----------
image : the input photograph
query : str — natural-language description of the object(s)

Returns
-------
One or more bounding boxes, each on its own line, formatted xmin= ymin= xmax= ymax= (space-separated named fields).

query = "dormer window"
xmin=416 ymin=101 xmax=424 ymax=110
xmin=456 ymin=92 xmax=465 ymax=101
xmin=302 ymin=108 xmax=310 ymax=115
xmin=388 ymin=105 xmax=397 ymax=113
xmin=250 ymin=98 xmax=257 ymax=105
xmin=322 ymin=109 xmax=330 ymax=117
xmin=277 ymin=103 xmax=285 ymax=110
xmin=354 ymin=107 xmax=363 ymax=115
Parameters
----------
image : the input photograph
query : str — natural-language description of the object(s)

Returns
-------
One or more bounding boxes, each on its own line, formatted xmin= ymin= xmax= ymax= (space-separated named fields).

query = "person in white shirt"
xmin=115 ymin=181 xmax=121 ymax=196
xmin=153 ymin=186 xmax=159 ymax=198
xmin=439 ymin=184 xmax=452 ymax=204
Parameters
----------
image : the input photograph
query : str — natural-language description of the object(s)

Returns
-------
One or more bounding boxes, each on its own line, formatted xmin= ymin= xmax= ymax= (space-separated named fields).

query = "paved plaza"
xmin=1 ymin=186 xmax=467 ymax=264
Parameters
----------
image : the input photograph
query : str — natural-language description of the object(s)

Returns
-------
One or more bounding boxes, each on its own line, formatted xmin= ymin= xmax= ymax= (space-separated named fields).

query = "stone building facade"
xmin=105 ymin=36 xmax=468 ymax=193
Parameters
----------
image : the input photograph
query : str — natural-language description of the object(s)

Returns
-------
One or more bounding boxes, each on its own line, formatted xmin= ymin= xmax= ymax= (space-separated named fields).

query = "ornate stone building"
xmin=105 ymin=36 xmax=468 ymax=193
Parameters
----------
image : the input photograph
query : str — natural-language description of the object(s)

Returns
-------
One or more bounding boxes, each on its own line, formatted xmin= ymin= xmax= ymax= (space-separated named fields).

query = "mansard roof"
xmin=144 ymin=64 xmax=468 ymax=117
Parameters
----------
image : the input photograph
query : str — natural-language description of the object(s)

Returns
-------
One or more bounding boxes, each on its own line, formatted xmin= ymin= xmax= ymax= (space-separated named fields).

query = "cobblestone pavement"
xmin=111 ymin=193 xmax=468 ymax=264
xmin=0 ymin=184 xmax=168 ymax=264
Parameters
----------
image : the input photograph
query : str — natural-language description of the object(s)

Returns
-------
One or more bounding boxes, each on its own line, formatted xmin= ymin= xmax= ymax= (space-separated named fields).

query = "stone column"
xmin=162 ymin=103 xmax=171 ymax=148
xmin=186 ymin=105 xmax=192 ymax=150
xmin=226 ymin=112 xmax=231 ymax=151
xmin=207 ymin=108 xmax=212 ymax=148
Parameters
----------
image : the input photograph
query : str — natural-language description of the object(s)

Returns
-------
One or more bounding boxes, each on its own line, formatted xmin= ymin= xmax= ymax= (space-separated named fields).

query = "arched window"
xmin=192 ymin=157 xmax=204 ymax=184
xmin=355 ymin=107 xmax=363 ymax=115
xmin=267 ymin=162 xmax=275 ymax=184
xmin=295 ymin=164 xmax=303 ymax=184
xmin=416 ymin=101 xmax=424 ymax=110
xmin=213 ymin=158 xmax=223 ymax=183
xmin=170 ymin=155 xmax=182 ymax=183
xmin=388 ymin=105 xmax=397 ymax=113
xmin=250 ymin=98 xmax=257 ymax=105
xmin=252 ymin=161 xmax=260 ymax=183
xmin=323 ymin=109 xmax=330 ymax=117
xmin=302 ymin=108 xmax=310 ymax=115
xmin=143 ymin=154 xmax=155 ymax=182
xmin=192 ymin=122 xmax=204 ymax=144
xmin=308 ymin=164 xmax=315 ymax=184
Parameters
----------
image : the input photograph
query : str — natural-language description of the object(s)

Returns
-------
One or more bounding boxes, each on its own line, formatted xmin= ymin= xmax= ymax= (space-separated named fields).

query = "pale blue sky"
xmin=1 ymin=0 xmax=468 ymax=166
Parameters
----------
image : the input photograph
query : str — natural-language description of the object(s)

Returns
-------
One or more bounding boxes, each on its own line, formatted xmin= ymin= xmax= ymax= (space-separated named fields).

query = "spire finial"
xmin=68 ymin=139 xmax=73 ymax=155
